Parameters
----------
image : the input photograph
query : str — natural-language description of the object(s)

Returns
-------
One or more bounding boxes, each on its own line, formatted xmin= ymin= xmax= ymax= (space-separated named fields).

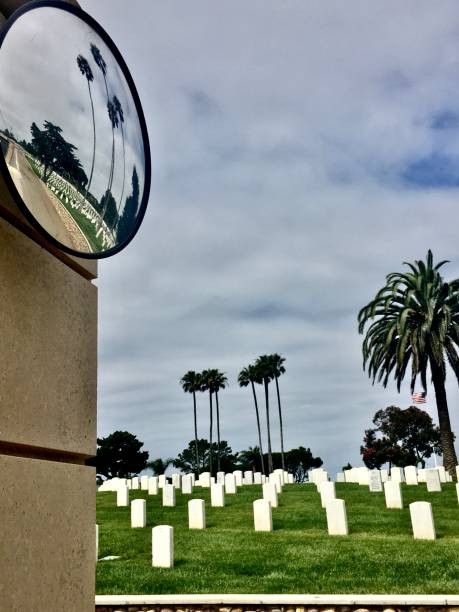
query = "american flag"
xmin=412 ymin=391 xmax=426 ymax=404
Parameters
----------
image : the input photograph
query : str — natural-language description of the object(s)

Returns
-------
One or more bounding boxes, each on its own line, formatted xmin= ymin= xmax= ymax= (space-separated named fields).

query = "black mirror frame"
xmin=0 ymin=0 xmax=151 ymax=259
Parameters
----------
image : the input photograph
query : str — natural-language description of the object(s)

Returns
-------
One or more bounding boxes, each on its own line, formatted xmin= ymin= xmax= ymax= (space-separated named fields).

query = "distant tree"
xmin=238 ymin=446 xmax=263 ymax=472
xmin=180 ymin=370 xmax=202 ymax=476
xmin=117 ymin=166 xmax=140 ymax=243
xmin=173 ymin=439 xmax=238 ymax=474
xmin=88 ymin=430 xmax=149 ymax=478
xmin=238 ymin=364 xmax=265 ymax=474
xmin=200 ymin=369 xmax=227 ymax=475
xmin=30 ymin=120 xmax=87 ymax=187
xmin=284 ymin=446 xmax=323 ymax=483
xmin=98 ymin=189 xmax=118 ymax=229
xmin=360 ymin=405 xmax=442 ymax=469
xmin=342 ymin=462 xmax=352 ymax=471
xmin=146 ymin=457 xmax=174 ymax=475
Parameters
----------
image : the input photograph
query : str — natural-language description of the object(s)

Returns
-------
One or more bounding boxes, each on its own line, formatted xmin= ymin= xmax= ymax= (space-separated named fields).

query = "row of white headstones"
xmin=97 ymin=464 xmax=458 ymax=568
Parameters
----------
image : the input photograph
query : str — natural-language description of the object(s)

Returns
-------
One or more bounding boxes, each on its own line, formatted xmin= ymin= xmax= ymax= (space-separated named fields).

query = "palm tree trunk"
xmin=430 ymin=358 xmax=458 ymax=479
xmin=193 ymin=390 xmax=199 ymax=478
xmin=114 ymin=124 xmax=126 ymax=233
xmin=264 ymin=378 xmax=273 ymax=474
xmin=251 ymin=381 xmax=265 ymax=474
xmin=275 ymin=374 xmax=285 ymax=471
xmin=209 ymin=390 xmax=213 ymax=476
xmin=216 ymin=391 xmax=221 ymax=473
xmin=85 ymin=80 xmax=96 ymax=200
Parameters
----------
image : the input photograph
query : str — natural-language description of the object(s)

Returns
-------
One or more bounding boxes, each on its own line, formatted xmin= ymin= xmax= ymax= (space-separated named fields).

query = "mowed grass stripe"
xmin=96 ymin=482 xmax=459 ymax=594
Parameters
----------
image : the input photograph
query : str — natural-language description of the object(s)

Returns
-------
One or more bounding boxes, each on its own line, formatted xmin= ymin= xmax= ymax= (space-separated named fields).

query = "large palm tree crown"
xmin=238 ymin=364 xmax=262 ymax=387
xmin=201 ymin=369 xmax=228 ymax=393
xmin=90 ymin=43 xmax=107 ymax=76
xmin=180 ymin=370 xmax=202 ymax=393
xmin=358 ymin=250 xmax=459 ymax=392
xmin=256 ymin=355 xmax=275 ymax=382
xmin=269 ymin=353 xmax=286 ymax=378
xmin=77 ymin=55 xmax=93 ymax=82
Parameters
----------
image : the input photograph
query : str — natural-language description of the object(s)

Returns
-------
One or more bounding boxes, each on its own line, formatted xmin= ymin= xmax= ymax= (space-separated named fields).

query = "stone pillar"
xmin=0 ymin=11 xmax=97 ymax=605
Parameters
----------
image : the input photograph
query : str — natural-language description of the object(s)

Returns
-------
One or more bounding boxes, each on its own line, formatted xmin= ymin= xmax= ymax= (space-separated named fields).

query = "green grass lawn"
xmin=96 ymin=483 xmax=459 ymax=594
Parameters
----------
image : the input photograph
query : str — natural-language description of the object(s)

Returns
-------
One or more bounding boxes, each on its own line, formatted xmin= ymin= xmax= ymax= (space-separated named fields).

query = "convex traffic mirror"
xmin=0 ymin=1 xmax=151 ymax=258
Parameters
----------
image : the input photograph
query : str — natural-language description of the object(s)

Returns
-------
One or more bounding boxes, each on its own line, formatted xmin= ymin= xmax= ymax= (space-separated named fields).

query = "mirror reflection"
xmin=0 ymin=5 xmax=148 ymax=256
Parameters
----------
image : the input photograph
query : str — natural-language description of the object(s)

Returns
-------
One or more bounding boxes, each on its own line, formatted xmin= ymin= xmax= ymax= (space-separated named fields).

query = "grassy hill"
xmin=96 ymin=482 xmax=459 ymax=594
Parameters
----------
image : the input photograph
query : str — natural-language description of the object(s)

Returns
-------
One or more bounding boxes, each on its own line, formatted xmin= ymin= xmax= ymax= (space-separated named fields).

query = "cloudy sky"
xmin=79 ymin=0 xmax=459 ymax=477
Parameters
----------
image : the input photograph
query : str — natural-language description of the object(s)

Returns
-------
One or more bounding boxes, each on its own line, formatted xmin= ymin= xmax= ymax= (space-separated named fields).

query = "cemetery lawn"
xmin=96 ymin=483 xmax=459 ymax=594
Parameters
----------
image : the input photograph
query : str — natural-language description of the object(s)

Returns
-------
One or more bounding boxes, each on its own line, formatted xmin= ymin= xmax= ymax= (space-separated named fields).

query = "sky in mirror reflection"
xmin=0 ymin=6 xmax=146 ymax=254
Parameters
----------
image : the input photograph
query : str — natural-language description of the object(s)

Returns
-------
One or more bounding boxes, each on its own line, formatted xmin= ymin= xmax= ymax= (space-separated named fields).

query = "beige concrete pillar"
xmin=0 ymin=4 xmax=97 ymax=604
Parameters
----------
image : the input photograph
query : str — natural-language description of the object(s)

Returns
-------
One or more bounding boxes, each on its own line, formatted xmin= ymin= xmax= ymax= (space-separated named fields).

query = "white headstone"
xmin=384 ymin=481 xmax=403 ymax=509
xmin=181 ymin=474 xmax=193 ymax=495
xmin=409 ymin=501 xmax=436 ymax=540
xmin=131 ymin=476 xmax=140 ymax=490
xmin=158 ymin=475 xmax=166 ymax=489
xmin=368 ymin=470 xmax=383 ymax=492
xmin=131 ymin=498 xmax=146 ymax=528
xmin=225 ymin=473 xmax=237 ymax=494
xmin=126 ymin=480 xmax=132 ymax=490
xmin=380 ymin=469 xmax=389 ymax=483
xmin=319 ymin=481 xmax=336 ymax=508
xmin=200 ymin=472 xmax=211 ymax=488
xmin=390 ymin=467 xmax=405 ymax=483
xmin=437 ymin=466 xmax=447 ymax=483
xmin=152 ymin=525 xmax=173 ymax=568
xmin=148 ymin=476 xmax=159 ymax=495
xmin=162 ymin=484 xmax=176 ymax=507
xmin=172 ymin=473 xmax=181 ymax=489
xmin=253 ymin=499 xmax=273 ymax=531
xmin=216 ymin=471 xmax=225 ymax=484
xmin=263 ymin=482 xmax=278 ymax=508
xmin=254 ymin=472 xmax=263 ymax=485
xmin=269 ymin=472 xmax=282 ymax=494
xmin=140 ymin=475 xmax=149 ymax=490
xmin=288 ymin=474 xmax=294 ymax=484
xmin=426 ymin=469 xmax=442 ymax=492
xmin=336 ymin=472 xmax=345 ymax=483
xmin=325 ymin=499 xmax=348 ymax=535
xmin=405 ymin=465 xmax=418 ymax=485
xmin=117 ymin=485 xmax=129 ymax=506
xmin=233 ymin=470 xmax=243 ymax=486
xmin=190 ymin=473 xmax=196 ymax=486
xmin=211 ymin=483 xmax=225 ymax=507
xmin=244 ymin=471 xmax=254 ymax=485
xmin=274 ymin=468 xmax=285 ymax=485
xmin=357 ymin=467 xmax=370 ymax=485
xmin=188 ymin=499 xmax=206 ymax=529
xmin=261 ymin=475 xmax=267 ymax=484
xmin=417 ymin=469 xmax=426 ymax=483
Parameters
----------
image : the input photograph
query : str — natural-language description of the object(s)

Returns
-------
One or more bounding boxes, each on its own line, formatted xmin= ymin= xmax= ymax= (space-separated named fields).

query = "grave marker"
xmin=117 ymin=485 xmax=129 ymax=506
xmin=368 ymin=470 xmax=383 ymax=492
xmin=225 ymin=474 xmax=237 ymax=494
xmin=405 ymin=465 xmax=418 ymax=485
xmin=211 ymin=483 xmax=225 ymax=507
xmin=325 ymin=499 xmax=348 ymax=535
xmin=409 ymin=501 xmax=436 ymax=540
xmin=131 ymin=499 xmax=146 ymax=528
xmin=263 ymin=482 xmax=278 ymax=508
xmin=148 ymin=476 xmax=158 ymax=495
xmin=162 ymin=484 xmax=176 ymax=507
xmin=384 ymin=481 xmax=403 ymax=509
xmin=152 ymin=525 xmax=173 ymax=568
xmin=188 ymin=499 xmax=206 ymax=529
xmin=320 ymin=481 xmax=336 ymax=508
xmin=426 ymin=469 xmax=442 ymax=492
xmin=253 ymin=499 xmax=273 ymax=531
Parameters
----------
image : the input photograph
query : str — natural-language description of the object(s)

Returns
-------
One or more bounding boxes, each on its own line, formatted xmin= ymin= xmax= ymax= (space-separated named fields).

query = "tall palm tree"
xmin=213 ymin=370 xmax=228 ymax=473
xmin=180 ymin=371 xmax=202 ymax=477
xmin=269 ymin=353 xmax=287 ymax=471
xmin=113 ymin=95 xmax=126 ymax=226
xmin=238 ymin=364 xmax=265 ymax=474
xmin=358 ymin=250 xmax=459 ymax=477
xmin=76 ymin=54 xmax=96 ymax=204
xmin=255 ymin=355 xmax=275 ymax=474
xmin=200 ymin=368 xmax=216 ymax=476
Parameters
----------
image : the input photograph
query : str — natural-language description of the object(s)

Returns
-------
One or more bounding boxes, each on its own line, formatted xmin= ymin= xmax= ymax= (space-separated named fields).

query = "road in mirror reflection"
xmin=0 ymin=5 xmax=146 ymax=255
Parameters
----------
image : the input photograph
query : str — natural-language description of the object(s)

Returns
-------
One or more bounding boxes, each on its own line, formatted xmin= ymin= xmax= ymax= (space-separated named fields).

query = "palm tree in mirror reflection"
xmin=113 ymin=95 xmax=126 ymax=231
xmin=76 ymin=54 xmax=96 ymax=204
